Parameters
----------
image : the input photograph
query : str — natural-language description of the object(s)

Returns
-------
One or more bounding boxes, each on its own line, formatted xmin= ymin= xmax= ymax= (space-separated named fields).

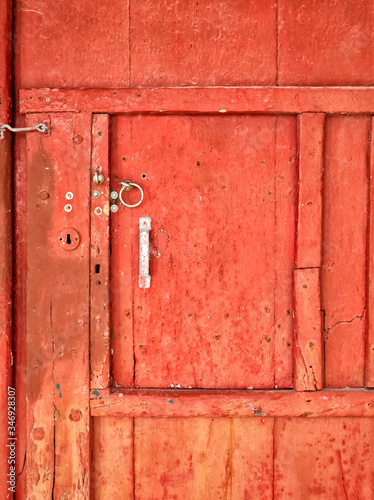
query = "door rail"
xmin=19 ymin=86 xmax=374 ymax=115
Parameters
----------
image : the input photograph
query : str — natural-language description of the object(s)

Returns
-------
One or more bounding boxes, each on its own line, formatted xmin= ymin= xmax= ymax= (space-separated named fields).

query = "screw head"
xmin=64 ymin=204 xmax=73 ymax=212
xmin=110 ymin=204 xmax=119 ymax=213
xmin=92 ymin=190 xmax=100 ymax=199
xmin=65 ymin=192 xmax=74 ymax=200
xmin=110 ymin=191 xmax=118 ymax=200
xmin=94 ymin=207 xmax=103 ymax=216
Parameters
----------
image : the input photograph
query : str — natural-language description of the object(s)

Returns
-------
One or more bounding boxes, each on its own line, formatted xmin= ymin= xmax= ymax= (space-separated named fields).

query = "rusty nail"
xmin=39 ymin=190 xmax=50 ymax=200
xmin=73 ymin=134 xmax=83 ymax=144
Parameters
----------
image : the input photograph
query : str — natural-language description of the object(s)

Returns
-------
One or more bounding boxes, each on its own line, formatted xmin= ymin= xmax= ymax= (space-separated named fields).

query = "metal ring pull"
xmin=119 ymin=181 xmax=144 ymax=208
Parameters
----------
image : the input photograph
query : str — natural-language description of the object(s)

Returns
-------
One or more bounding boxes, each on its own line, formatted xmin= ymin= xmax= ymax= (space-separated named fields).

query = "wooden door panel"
xmin=321 ymin=116 xmax=369 ymax=388
xmin=111 ymin=114 xmax=297 ymax=389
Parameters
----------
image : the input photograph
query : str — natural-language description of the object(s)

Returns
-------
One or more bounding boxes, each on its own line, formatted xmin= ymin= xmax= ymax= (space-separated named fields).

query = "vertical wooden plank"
xmin=367 ymin=118 xmax=374 ymax=387
xmin=0 ymin=1 xmax=13 ymax=498
xmin=295 ymin=112 xmax=325 ymax=269
xmin=322 ymin=116 xmax=368 ymax=388
xmin=90 ymin=115 xmax=110 ymax=390
xmin=293 ymin=269 xmax=323 ymax=391
xmin=274 ymin=417 xmax=374 ymax=498
xmin=274 ymin=116 xmax=297 ymax=388
xmin=135 ymin=417 xmax=274 ymax=499
xmin=91 ymin=417 xmax=134 ymax=499
xmin=131 ymin=0 xmax=277 ymax=86
xmin=26 ymin=113 xmax=91 ymax=498
xmin=110 ymin=116 xmax=135 ymax=387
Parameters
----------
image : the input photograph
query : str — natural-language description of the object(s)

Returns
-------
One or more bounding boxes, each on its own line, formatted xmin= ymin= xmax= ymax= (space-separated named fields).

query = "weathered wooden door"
xmin=20 ymin=87 xmax=374 ymax=498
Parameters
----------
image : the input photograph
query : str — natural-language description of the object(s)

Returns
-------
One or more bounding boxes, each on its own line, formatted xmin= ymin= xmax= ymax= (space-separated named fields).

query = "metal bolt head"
xmin=110 ymin=191 xmax=118 ymax=200
xmin=94 ymin=207 xmax=103 ymax=216
xmin=64 ymin=204 xmax=73 ymax=212
xmin=92 ymin=190 xmax=100 ymax=199
xmin=110 ymin=204 xmax=119 ymax=213
xmin=65 ymin=192 xmax=74 ymax=200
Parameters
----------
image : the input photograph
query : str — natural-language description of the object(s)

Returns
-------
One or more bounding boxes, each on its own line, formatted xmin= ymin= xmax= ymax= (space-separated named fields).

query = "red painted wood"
xmin=274 ymin=418 xmax=374 ymax=498
xmin=278 ymin=0 xmax=374 ymax=86
xmin=295 ymin=113 xmax=325 ymax=269
xmin=14 ymin=0 xmax=129 ymax=89
xmin=0 ymin=1 xmax=13 ymax=498
xmin=19 ymin=86 xmax=374 ymax=115
xmin=90 ymin=389 xmax=374 ymax=418
xmin=91 ymin=417 xmax=133 ymax=499
xmin=293 ymin=269 xmax=323 ymax=391
xmin=90 ymin=115 xmax=110 ymax=390
xmin=135 ymin=417 xmax=274 ymax=499
xmin=274 ymin=116 xmax=297 ymax=389
xmin=321 ymin=116 xmax=369 ymax=388
xmin=130 ymin=0 xmax=277 ymax=87
xmin=368 ymin=119 xmax=374 ymax=387
xmin=112 ymin=114 xmax=278 ymax=389
xmin=26 ymin=113 xmax=91 ymax=497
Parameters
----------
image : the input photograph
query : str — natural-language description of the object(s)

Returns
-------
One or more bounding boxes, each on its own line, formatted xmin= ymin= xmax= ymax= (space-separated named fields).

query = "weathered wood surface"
xmin=293 ymin=269 xmax=323 ymax=391
xmin=135 ymin=417 xmax=274 ymax=499
xmin=278 ymin=0 xmax=374 ymax=86
xmin=368 ymin=118 xmax=374 ymax=387
xmin=90 ymin=389 xmax=374 ymax=418
xmin=90 ymin=115 xmax=110 ymax=390
xmin=26 ymin=113 xmax=91 ymax=498
xmin=0 ymin=1 xmax=13 ymax=498
xmin=295 ymin=113 xmax=324 ymax=269
xmin=19 ymin=86 xmax=374 ymax=115
xmin=274 ymin=418 xmax=374 ymax=498
xmin=274 ymin=116 xmax=297 ymax=389
xmin=91 ymin=417 xmax=133 ymax=499
xmin=113 ymin=115 xmax=278 ymax=389
xmin=321 ymin=116 xmax=368 ymax=388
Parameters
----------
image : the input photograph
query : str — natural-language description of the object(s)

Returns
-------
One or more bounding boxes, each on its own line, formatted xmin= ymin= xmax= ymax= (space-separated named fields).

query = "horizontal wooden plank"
xmin=19 ymin=86 xmax=374 ymax=115
xmin=90 ymin=389 xmax=374 ymax=418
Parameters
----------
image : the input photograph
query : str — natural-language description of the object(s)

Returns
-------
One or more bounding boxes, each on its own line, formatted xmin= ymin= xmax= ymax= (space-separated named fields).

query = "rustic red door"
xmin=17 ymin=87 xmax=374 ymax=499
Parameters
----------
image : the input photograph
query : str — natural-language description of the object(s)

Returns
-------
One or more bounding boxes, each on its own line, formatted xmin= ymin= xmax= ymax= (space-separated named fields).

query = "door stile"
xmin=293 ymin=113 xmax=325 ymax=391
xmin=90 ymin=114 xmax=111 ymax=391
xmin=26 ymin=113 xmax=91 ymax=498
xmin=367 ymin=117 xmax=374 ymax=386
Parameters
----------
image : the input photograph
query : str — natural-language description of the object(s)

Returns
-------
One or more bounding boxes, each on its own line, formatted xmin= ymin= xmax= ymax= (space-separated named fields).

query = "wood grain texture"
xmin=295 ymin=113 xmax=325 ymax=268
xmin=90 ymin=389 xmax=374 ymax=418
xmin=274 ymin=116 xmax=297 ymax=389
xmin=26 ymin=113 xmax=91 ymax=498
xmin=368 ymin=118 xmax=374 ymax=387
xmin=278 ymin=0 xmax=374 ymax=86
xmin=112 ymin=114 xmax=277 ymax=389
xmin=321 ymin=116 xmax=369 ymax=388
xmin=293 ymin=269 xmax=323 ymax=391
xmin=19 ymin=87 xmax=374 ymax=115
xmin=91 ymin=417 xmax=133 ymax=499
xmin=134 ymin=417 xmax=274 ymax=500
xmin=0 ymin=1 xmax=13 ymax=498
xmin=130 ymin=0 xmax=276 ymax=86
xmin=90 ymin=115 xmax=110 ymax=390
xmin=14 ymin=0 xmax=129 ymax=88
xmin=274 ymin=418 xmax=374 ymax=498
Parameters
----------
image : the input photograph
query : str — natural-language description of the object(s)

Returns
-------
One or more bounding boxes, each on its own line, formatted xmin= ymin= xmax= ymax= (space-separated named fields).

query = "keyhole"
xmin=66 ymin=233 xmax=71 ymax=245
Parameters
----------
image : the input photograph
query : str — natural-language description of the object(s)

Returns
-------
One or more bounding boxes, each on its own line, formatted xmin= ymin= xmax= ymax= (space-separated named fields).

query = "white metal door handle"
xmin=139 ymin=217 xmax=152 ymax=288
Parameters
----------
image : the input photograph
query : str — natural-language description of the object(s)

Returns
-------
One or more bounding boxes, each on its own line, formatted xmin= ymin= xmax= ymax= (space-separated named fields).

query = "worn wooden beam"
xmin=19 ymin=86 xmax=374 ymax=115
xmin=90 ymin=388 xmax=374 ymax=418
xmin=90 ymin=114 xmax=111 ymax=390
xmin=0 ymin=1 xmax=13 ymax=498
xmin=367 ymin=118 xmax=374 ymax=387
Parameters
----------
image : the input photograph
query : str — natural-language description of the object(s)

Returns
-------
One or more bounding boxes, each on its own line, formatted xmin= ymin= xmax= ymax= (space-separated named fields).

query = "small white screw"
xmin=46 ymin=98 xmax=50 ymax=102
xmin=94 ymin=207 xmax=102 ymax=215
xmin=110 ymin=191 xmax=118 ymax=200
xmin=92 ymin=190 xmax=100 ymax=199
xmin=64 ymin=204 xmax=73 ymax=212
xmin=110 ymin=204 xmax=119 ymax=213
xmin=65 ymin=192 xmax=74 ymax=200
